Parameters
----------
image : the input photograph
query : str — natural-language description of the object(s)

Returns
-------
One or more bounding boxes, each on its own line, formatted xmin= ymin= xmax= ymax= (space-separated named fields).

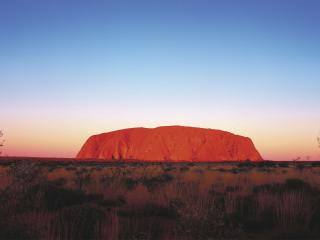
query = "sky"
xmin=0 ymin=0 xmax=320 ymax=160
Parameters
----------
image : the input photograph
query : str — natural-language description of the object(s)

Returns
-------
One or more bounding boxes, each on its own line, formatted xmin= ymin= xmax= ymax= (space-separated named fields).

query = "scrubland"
xmin=1 ymin=159 xmax=320 ymax=239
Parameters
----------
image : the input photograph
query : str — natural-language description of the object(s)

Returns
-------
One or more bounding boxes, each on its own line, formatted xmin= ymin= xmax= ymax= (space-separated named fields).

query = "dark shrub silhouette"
xmin=142 ymin=173 xmax=174 ymax=191
xmin=52 ymin=204 xmax=105 ymax=240
xmin=119 ymin=202 xmax=178 ymax=219
xmin=24 ymin=183 xmax=103 ymax=211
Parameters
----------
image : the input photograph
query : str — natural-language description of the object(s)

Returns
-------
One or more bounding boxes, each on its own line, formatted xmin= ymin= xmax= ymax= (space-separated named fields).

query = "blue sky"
xmin=1 ymin=0 xmax=320 ymax=159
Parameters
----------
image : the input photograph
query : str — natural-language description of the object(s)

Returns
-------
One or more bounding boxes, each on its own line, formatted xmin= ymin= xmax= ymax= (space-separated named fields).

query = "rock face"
xmin=77 ymin=126 xmax=263 ymax=161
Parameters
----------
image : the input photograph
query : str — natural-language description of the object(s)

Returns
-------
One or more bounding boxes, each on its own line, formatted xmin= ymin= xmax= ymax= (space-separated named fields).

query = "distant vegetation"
xmin=1 ymin=160 xmax=320 ymax=239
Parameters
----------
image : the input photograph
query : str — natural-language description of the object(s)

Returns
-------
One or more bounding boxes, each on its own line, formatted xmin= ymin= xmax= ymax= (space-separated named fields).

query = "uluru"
xmin=77 ymin=126 xmax=263 ymax=161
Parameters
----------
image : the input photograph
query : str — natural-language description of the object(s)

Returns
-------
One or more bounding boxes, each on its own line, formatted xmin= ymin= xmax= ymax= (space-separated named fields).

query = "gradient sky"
xmin=1 ymin=0 xmax=320 ymax=160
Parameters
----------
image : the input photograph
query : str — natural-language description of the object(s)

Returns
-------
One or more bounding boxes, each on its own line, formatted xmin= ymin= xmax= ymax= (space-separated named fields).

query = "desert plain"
xmin=1 ymin=157 xmax=320 ymax=240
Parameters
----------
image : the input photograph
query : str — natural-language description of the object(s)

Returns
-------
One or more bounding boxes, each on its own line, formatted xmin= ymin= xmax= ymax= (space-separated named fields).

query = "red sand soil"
xmin=77 ymin=126 xmax=263 ymax=161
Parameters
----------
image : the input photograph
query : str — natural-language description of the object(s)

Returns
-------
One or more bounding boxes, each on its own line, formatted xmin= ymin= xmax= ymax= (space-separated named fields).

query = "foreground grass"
xmin=1 ymin=159 xmax=320 ymax=239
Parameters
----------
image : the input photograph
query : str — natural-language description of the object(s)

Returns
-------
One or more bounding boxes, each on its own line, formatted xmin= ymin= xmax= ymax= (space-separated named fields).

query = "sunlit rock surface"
xmin=77 ymin=126 xmax=263 ymax=161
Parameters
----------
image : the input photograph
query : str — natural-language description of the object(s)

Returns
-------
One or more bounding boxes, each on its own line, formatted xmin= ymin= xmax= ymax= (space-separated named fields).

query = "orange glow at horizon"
xmin=2 ymin=99 xmax=320 ymax=161
xmin=3 ymin=119 xmax=320 ymax=161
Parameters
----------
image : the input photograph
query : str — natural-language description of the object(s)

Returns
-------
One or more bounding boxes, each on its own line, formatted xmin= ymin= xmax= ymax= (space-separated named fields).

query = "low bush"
xmin=52 ymin=204 xmax=105 ymax=240
xmin=98 ymin=195 xmax=126 ymax=208
xmin=119 ymin=202 xmax=178 ymax=219
xmin=142 ymin=173 xmax=174 ymax=191
xmin=122 ymin=178 xmax=139 ymax=190
xmin=24 ymin=183 xmax=103 ymax=211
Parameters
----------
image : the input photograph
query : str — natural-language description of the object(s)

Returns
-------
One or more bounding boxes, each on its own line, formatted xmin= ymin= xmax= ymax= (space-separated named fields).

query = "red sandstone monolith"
xmin=77 ymin=126 xmax=263 ymax=161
